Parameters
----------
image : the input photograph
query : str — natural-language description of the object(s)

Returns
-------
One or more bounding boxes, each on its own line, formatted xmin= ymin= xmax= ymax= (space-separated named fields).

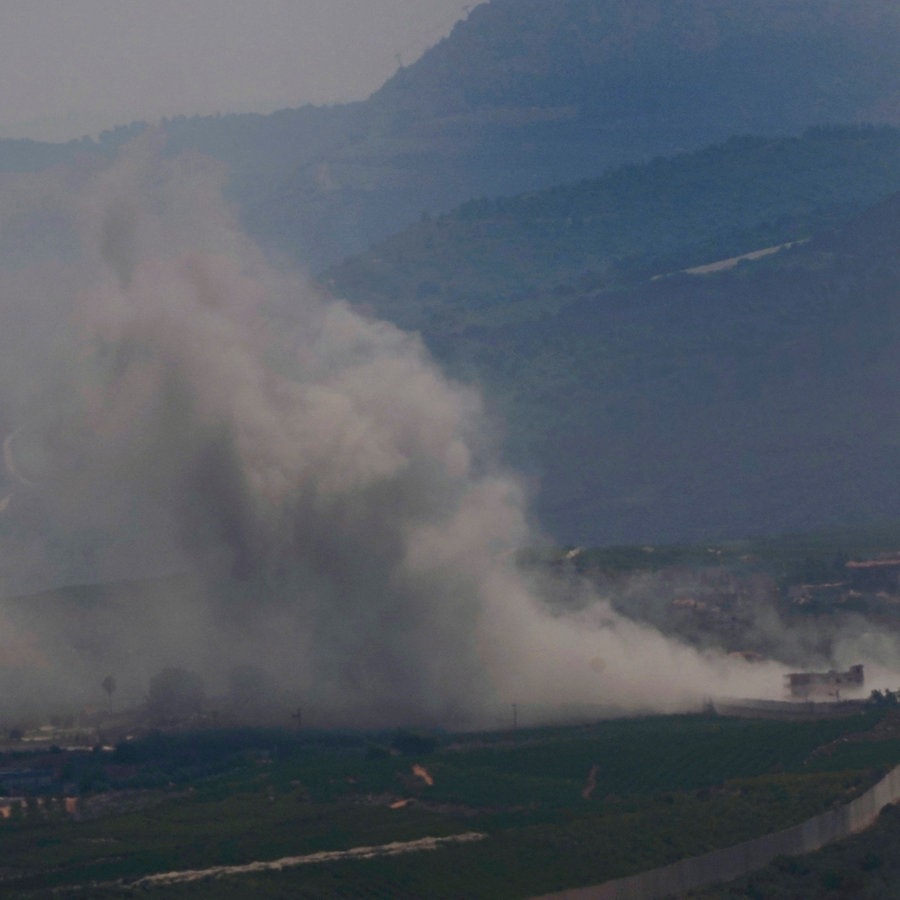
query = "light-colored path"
xmin=652 ymin=239 xmax=808 ymax=280
xmin=113 ymin=830 xmax=487 ymax=890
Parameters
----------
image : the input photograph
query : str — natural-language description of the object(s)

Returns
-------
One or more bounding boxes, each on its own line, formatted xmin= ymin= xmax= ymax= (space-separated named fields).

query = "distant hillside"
xmin=383 ymin=191 xmax=900 ymax=545
xmin=0 ymin=2 xmax=898 ymax=550
xmin=250 ymin=0 xmax=900 ymax=266
xmin=2 ymin=1 xmax=900 ymax=269
xmin=326 ymin=125 xmax=900 ymax=332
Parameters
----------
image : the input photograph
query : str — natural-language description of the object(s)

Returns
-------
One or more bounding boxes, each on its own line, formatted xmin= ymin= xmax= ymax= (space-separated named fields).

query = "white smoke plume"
xmin=0 ymin=138 xmax=788 ymax=726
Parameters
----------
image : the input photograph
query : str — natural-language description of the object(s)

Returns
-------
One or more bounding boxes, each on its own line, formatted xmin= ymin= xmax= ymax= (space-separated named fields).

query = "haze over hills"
xmin=325 ymin=125 xmax=900 ymax=332
xmin=2 ymin=24 xmax=900 ymax=900
xmin=247 ymin=0 xmax=900 ymax=266
xmin=0 ymin=138 xmax=802 ymax=726
xmin=0 ymin=0 xmax=898 ymax=728
xmin=2 ymin=0 xmax=900 ymax=271
xmin=0 ymin=0 xmax=896 ymax=556
xmin=0 ymin=1 xmax=896 ymax=553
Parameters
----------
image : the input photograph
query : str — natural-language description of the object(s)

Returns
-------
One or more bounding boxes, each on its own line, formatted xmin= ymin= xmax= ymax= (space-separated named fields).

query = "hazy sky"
xmin=0 ymin=0 xmax=472 ymax=143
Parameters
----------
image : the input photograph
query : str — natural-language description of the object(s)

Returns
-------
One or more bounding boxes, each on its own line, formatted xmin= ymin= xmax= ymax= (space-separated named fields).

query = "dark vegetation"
xmin=326 ymin=125 xmax=900 ymax=332
xmin=0 ymin=711 xmax=895 ymax=897
xmin=396 ymin=190 xmax=900 ymax=545
xmin=253 ymin=0 xmax=900 ymax=267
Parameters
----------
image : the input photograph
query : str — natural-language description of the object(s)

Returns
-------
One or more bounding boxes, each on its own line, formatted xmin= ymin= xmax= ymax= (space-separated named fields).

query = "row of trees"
xmin=869 ymin=689 xmax=900 ymax=706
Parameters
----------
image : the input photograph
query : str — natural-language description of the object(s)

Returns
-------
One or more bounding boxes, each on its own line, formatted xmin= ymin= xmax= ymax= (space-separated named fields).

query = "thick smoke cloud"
xmin=0 ymin=139 xmax=788 ymax=725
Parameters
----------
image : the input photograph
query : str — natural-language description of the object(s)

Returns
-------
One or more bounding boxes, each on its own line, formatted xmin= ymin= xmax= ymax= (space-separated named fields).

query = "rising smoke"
xmin=0 ymin=138 xmax=789 ymax=726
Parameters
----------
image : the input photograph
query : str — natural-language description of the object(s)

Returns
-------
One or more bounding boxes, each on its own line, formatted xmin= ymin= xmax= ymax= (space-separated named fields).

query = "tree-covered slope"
xmin=3 ymin=0 xmax=900 ymax=270
xmin=325 ymin=125 xmax=900 ymax=332
xmin=376 ymin=191 xmax=900 ymax=546
xmin=251 ymin=0 xmax=900 ymax=266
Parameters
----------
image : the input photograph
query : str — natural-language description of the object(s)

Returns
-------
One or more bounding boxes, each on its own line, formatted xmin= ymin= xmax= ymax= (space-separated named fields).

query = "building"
xmin=786 ymin=664 xmax=864 ymax=700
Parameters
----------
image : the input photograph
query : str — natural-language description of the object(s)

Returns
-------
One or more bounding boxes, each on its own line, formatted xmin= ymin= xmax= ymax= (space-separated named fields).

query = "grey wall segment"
xmin=535 ymin=764 xmax=900 ymax=900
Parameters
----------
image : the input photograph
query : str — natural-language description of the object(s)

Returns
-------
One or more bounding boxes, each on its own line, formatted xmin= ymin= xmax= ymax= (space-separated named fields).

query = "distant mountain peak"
xmin=375 ymin=0 xmax=900 ymax=119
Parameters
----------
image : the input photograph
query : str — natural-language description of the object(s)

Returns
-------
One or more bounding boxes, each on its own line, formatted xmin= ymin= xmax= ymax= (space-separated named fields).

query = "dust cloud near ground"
xmin=0 ymin=138 xmax=788 ymax=726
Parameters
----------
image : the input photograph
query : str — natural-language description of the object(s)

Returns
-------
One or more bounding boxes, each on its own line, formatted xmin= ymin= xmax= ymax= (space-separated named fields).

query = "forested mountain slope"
xmin=2 ymin=0 xmax=900 ymax=271
xmin=249 ymin=0 xmax=900 ymax=266
xmin=0 ymin=2 xmax=898 ymax=550
xmin=326 ymin=125 xmax=900 ymax=332
xmin=408 ymin=192 xmax=900 ymax=545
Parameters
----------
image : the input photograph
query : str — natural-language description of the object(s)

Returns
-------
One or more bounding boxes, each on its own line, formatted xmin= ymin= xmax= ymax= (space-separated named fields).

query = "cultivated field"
xmin=1 ymin=708 xmax=897 ymax=897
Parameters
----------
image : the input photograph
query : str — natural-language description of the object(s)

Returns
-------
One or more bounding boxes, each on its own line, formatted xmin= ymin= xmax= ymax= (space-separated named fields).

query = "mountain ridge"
xmin=254 ymin=0 xmax=900 ymax=266
xmin=1 ymin=0 xmax=900 ymax=271
xmin=325 ymin=124 xmax=900 ymax=333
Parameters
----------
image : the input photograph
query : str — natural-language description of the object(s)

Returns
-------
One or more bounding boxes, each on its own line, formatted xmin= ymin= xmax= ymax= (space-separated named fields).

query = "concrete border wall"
xmin=535 ymin=764 xmax=900 ymax=900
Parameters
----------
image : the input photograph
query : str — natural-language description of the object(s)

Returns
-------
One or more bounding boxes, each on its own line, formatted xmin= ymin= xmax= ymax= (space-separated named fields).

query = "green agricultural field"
xmin=0 ymin=710 xmax=895 ymax=898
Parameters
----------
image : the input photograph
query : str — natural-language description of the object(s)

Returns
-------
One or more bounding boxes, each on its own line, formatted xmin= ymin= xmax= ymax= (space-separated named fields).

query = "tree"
xmin=101 ymin=675 xmax=117 ymax=713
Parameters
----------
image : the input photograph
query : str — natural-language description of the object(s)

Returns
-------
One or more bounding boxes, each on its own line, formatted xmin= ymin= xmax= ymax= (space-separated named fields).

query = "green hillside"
xmin=248 ymin=0 xmax=900 ymax=265
xmin=324 ymin=128 xmax=900 ymax=545
xmin=3 ymin=0 xmax=900 ymax=269
xmin=362 ymin=190 xmax=900 ymax=545
xmin=326 ymin=125 xmax=900 ymax=332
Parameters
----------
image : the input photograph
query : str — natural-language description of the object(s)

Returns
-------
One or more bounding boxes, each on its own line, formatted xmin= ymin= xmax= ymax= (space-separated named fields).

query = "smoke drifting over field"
xmin=0 ymin=140 xmax=787 ymax=724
